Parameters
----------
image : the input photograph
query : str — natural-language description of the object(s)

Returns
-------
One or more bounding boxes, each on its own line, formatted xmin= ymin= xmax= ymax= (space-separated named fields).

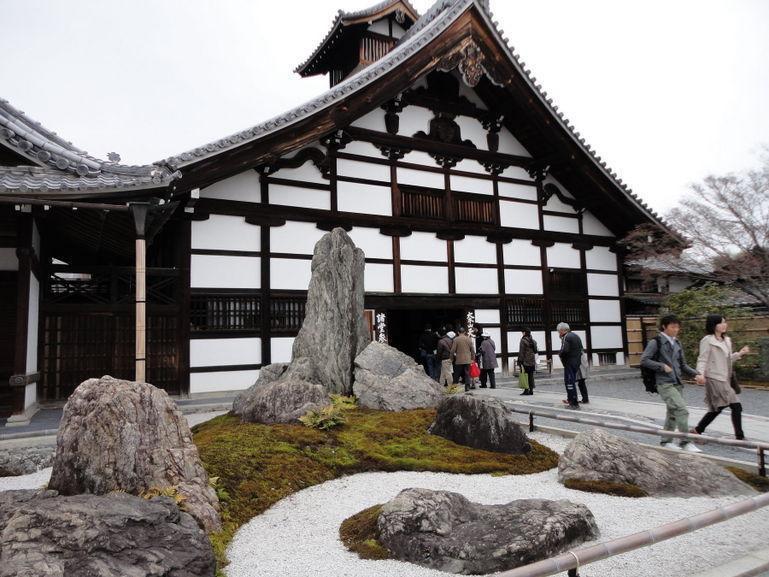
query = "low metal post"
xmin=529 ymin=411 xmax=535 ymax=433
xmin=759 ymin=447 xmax=767 ymax=478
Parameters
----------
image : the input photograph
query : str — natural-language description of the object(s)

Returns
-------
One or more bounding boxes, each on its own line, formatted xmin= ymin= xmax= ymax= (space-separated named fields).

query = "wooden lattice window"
xmin=549 ymin=299 xmax=587 ymax=328
xmin=190 ymin=294 xmax=261 ymax=333
xmin=505 ymin=297 xmax=545 ymax=330
xmin=270 ymin=296 xmax=307 ymax=334
xmin=453 ymin=192 xmax=496 ymax=225
xmin=400 ymin=186 xmax=445 ymax=220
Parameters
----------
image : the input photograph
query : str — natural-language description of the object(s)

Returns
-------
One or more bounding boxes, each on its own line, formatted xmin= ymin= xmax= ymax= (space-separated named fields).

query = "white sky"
xmin=1 ymin=0 xmax=767 ymax=213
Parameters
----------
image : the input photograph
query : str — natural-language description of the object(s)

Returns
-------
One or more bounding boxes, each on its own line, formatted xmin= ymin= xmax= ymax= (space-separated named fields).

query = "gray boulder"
xmin=558 ymin=428 xmax=755 ymax=497
xmin=0 ymin=491 xmax=215 ymax=577
xmin=47 ymin=376 xmax=221 ymax=532
xmin=291 ymin=228 xmax=369 ymax=395
xmin=353 ymin=341 xmax=444 ymax=411
xmin=0 ymin=446 xmax=53 ymax=476
xmin=378 ymin=488 xmax=598 ymax=574
xmin=232 ymin=362 xmax=288 ymax=415
xmin=429 ymin=394 xmax=531 ymax=454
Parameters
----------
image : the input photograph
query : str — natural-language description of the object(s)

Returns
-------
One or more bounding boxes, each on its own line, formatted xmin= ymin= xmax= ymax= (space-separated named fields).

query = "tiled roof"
xmin=0 ymin=98 xmax=178 ymax=196
xmin=295 ymin=0 xmax=420 ymax=76
xmin=0 ymin=165 xmax=172 ymax=197
xmin=159 ymin=0 xmax=673 ymax=234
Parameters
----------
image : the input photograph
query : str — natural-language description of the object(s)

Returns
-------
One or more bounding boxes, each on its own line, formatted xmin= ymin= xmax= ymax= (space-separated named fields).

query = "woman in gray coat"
xmin=479 ymin=332 xmax=498 ymax=389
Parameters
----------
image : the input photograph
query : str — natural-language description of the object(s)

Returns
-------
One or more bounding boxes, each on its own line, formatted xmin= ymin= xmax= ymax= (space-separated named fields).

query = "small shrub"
xmin=140 ymin=485 xmax=188 ymax=507
xmin=727 ymin=467 xmax=769 ymax=492
xmin=299 ymin=404 xmax=347 ymax=430
xmin=564 ymin=478 xmax=648 ymax=498
xmin=444 ymin=384 xmax=462 ymax=395
xmin=339 ymin=504 xmax=390 ymax=560
xmin=331 ymin=395 xmax=358 ymax=411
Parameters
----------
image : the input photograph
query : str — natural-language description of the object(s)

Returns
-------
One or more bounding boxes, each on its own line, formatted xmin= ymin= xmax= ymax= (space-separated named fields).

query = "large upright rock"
xmin=429 ymin=395 xmax=531 ymax=454
xmin=0 ymin=491 xmax=215 ymax=577
xmin=353 ymin=341 xmax=444 ymax=411
xmin=378 ymin=488 xmax=598 ymax=574
xmin=558 ymin=428 xmax=755 ymax=497
xmin=291 ymin=228 xmax=369 ymax=395
xmin=48 ymin=376 xmax=221 ymax=532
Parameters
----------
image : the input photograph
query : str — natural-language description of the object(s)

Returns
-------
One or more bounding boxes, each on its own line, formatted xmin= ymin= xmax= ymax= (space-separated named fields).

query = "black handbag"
xmin=730 ymin=371 xmax=741 ymax=395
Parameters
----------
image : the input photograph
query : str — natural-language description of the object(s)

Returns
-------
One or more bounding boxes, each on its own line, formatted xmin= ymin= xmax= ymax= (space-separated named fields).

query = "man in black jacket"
xmin=418 ymin=325 xmax=439 ymax=380
xmin=557 ymin=322 xmax=583 ymax=409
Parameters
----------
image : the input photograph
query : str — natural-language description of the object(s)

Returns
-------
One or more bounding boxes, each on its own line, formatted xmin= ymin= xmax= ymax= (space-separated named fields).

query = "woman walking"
xmin=692 ymin=314 xmax=750 ymax=440
xmin=478 ymin=332 xmax=498 ymax=389
xmin=517 ymin=329 xmax=537 ymax=396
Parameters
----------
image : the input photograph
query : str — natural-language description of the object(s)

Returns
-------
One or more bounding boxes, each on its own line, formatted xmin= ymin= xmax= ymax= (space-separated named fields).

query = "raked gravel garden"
xmin=4 ymin=428 xmax=768 ymax=577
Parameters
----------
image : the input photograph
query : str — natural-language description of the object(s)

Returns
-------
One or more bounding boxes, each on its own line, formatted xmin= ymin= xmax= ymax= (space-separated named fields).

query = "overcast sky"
xmin=1 ymin=0 xmax=767 ymax=213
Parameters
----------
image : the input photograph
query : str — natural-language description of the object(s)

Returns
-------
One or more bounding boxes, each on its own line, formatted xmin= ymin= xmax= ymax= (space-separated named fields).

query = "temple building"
xmin=0 ymin=0 xmax=677 ymax=422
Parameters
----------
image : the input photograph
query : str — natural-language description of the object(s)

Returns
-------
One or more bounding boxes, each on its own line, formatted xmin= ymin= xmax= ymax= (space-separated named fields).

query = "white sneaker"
xmin=680 ymin=442 xmax=703 ymax=453
xmin=661 ymin=442 xmax=681 ymax=451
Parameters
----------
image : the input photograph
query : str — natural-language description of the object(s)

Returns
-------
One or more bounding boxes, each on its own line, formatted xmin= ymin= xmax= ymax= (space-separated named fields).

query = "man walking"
xmin=641 ymin=314 xmax=705 ymax=452
xmin=451 ymin=327 xmax=474 ymax=391
xmin=557 ymin=322 xmax=583 ymax=409
xmin=418 ymin=324 xmax=439 ymax=380
xmin=436 ymin=328 xmax=455 ymax=388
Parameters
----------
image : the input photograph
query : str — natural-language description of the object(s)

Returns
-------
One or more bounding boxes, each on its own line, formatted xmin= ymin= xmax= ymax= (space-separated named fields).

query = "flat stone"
xmin=558 ymin=428 xmax=756 ymax=497
xmin=353 ymin=341 xmax=444 ymax=411
xmin=378 ymin=488 xmax=598 ymax=574
xmin=429 ymin=394 xmax=531 ymax=454
xmin=0 ymin=446 xmax=53 ymax=476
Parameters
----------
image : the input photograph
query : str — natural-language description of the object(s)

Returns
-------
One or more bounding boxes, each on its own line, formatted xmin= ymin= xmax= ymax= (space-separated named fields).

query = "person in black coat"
xmin=418 ymin=325 xmax=439 ymax=380
xmin=557 ymin=322 xmax=583 ymax=409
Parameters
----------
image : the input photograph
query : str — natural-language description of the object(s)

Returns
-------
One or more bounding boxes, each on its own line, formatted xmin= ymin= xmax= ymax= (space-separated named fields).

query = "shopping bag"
xmin=469 ymin=362 xmax=481 ymax=379
xmin=518 ymin=371 xmax=530 ymax=390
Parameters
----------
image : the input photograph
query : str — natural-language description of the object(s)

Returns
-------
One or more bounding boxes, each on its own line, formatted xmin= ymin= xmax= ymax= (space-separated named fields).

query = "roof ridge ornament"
xmin=437 ymin=37 xmax=505 ymax=88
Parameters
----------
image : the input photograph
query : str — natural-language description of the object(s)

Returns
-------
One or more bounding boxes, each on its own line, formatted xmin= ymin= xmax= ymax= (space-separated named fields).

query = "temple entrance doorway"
xmin=386 ymin=307 xmax=466 ymax=361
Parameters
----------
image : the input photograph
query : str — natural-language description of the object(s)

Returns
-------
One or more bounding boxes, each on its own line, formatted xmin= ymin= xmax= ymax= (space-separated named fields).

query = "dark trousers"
xmin=480 ymin=369 xmax=496 ymax=388
xmin=695 ymin=402 xmax=744 ymax=439
xmin=524 ymin=365 xmax=535 ymax=390
xmin=577 ymin=379 xmax=589 ymax=402
xmin=453 ymin=364 xmax=471 ymax=389
xmin=564 ymin=364 xmax=579 ymax=406
xmin=420 ymin=351 xmax=438 ymax=380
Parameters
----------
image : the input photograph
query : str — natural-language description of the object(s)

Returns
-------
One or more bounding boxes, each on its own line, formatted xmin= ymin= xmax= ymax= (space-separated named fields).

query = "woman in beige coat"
xmin=692 ymin=314 xmax=750 ymax=439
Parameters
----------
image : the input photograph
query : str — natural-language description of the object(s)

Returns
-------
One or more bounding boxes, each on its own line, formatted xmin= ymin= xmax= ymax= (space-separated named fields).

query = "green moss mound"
xmin=727 ymin=467 xmax=769 ymax=492
xmin=193 ymin=408 xmax=558 ymax=569
xmin=564 ymin=478 xmax=648 ymax=498
xmin=339 ymin=504 xmax=390 ymax=560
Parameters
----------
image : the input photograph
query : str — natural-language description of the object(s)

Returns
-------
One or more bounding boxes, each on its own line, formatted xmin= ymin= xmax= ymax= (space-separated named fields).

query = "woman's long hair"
xmin=705 ymin=314 xmax=725 ymax=336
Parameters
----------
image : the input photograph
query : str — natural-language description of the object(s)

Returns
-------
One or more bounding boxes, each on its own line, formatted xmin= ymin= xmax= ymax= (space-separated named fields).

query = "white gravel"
xmin=0 ymin=467 xmax=51 ymax=492
xmin=225 ymin=431 xmax=769 ymax=577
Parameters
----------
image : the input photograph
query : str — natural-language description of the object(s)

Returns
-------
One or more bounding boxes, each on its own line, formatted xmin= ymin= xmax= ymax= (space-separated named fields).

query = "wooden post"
xmin=130 ymin=203 xmax=150 ymax=383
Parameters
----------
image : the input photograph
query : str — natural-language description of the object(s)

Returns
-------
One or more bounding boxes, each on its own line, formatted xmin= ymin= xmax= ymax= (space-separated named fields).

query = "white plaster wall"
xmin=587 ymin=273 xmax=620 ymax=297
xmin=455 ymin=267 xmax=498 ymax=294
xmin=367 ymin=19 xmax=389 ymax=35
xmin=585 ymin=246 xmax=617 ymax=271
xmin=24 ymin=383 xmax=36 ymax=410
xmin=365 ymin=263 xmax=394 ymax=292
xmin=503 ymin=240 xmax=541 ymax=266
xmin=190 ymin=370 xmax=259 ymax=394
xmin=589 ymin=299 xmax=622 ymax=323
xmin=504 ymin=269 xmax=543 ymax=294
xmin=453 ymin=235 xmax=497 ymax=264
xmin=271 ymin=161 xmax=326 ymax=184
xmin=401 ymin=150 xmax=436 ymax=167
xmin=497 ymin=127 xmax=531 ymax=157
xmin=401 ymin=265 xmax=448 ymax=293
xmin=337 ymin=181 xmax=392 ymax=216
xmin=454 ymin=115 xmax=487 ymax=149
xmin=543 ymin=215 xmax=580 ymax=234
xmin=454 ymin=158 xmax=487 ymax=174
xmin=501 ymin=166 xmax=535 ymax=181
xmin=269 ymin=183 xmax=330 ymax=210
xmin=337 ymin=159 xmax=390 ymax=182
xmin=498 ymin=181 xmax=538 ymax=201
xmin=348 ymin=227 xmax=392 ymax=259
xmin=343 ymin=140 xmax=382 ymax=157
xmin=0 ymin=248 xmax=18 ymax=270
xmin=201 ymin=170 xmax=260 ymax=203
xmin=270 ymin=258 xmax=312 ymax=291
xmin=547 ymin=243 xmax=581 ymax=269
xmin=617 ymin=352 xmax=626 ymax=365
xmin=582 ymin=210 xmax=614 ymax=237
xmin=590 ymin=325 xmax=624 ymax=349
xmin=271 ymin=221 xmax=324 ymax=255
xmin=450 ymin=174 xmax=493 ymax=195
xmin=544 ymin=195 xmax=578 ymax=214
xmin=31 ymin=221 xmax=40 ymax=256
xmin=26 ymin=274 xmax=39 ymax=373
xmin=474 ymin=309 xmax=500 ymax=324
xmin=400 ymin=232 xmax=446 ymax=262
xmin=499 ymin=200 xmax=540 ymax=229
xmin=398 ymin=106 xmax=432 ymax=137
xmin=271 ymin=337 xmax=295 ymax=363
xmin=351 ymin=108 xmax=387 ymax=132
xmin=192 ymin=215 xmax=260 ymax=252
xmin=390 ymin=21 xmax=406 ymax=38
xmin=397 ymin=167 xmax=444 ymax=189
xmin=191 ymin=255 xmax=260 ymax=289
xmin=508 ymin=331 xmax=546 ymax=354
xmin=190 ymin=337 xmax=261 ymax=368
